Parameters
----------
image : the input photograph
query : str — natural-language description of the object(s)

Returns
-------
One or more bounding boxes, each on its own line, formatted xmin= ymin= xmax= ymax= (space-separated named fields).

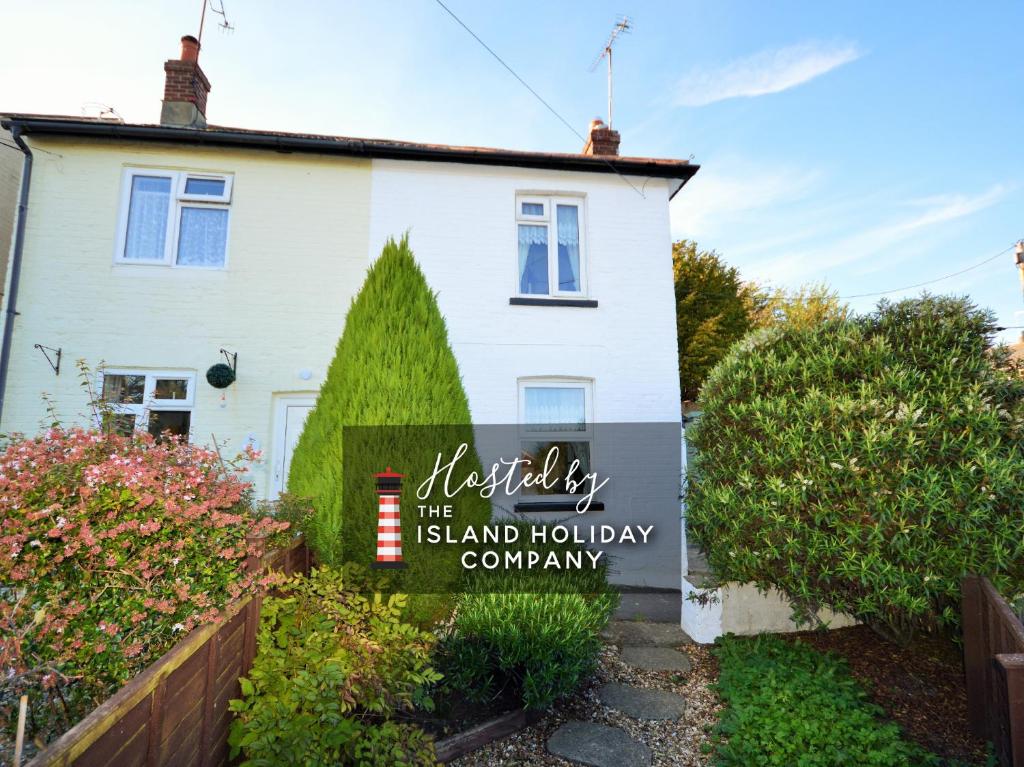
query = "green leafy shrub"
xmin=687 ymin=295 xmax=1024 ymax=638
xmin=709 ymin=634 xmax=943 ymax=766
xmin=436 ymin=523 xmax=618 ymax=710
xmin=228 ymin=565 xmax=440 ymax=766
xmin=0 ymin=426 xmax=290 ymax=757
xmin=288 ymin=235 xmax=491 ymax=624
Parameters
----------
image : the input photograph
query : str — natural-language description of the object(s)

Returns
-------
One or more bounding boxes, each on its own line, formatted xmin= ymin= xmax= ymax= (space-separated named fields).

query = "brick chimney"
xmin=582 ymin=118 xmax=620 ymax=156
xmin=160 ymin=35 xmax=211 ymax=128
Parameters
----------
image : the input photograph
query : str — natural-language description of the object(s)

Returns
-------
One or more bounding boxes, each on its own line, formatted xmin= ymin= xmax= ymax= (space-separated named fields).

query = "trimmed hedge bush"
xmin=0 ymin=427 xmax=290 ymax=759
xmin=687 ymin=295 xmax=1024 ymax=638
xmin=436 ymin=522 xmax=618 ymax=710
xmin=288 ymin=235 xmax=491 ymax=623
xmin=228 ymin=565 xmax=439 ymax=766
xmin=709 ymin=634 xmax=943 ymax=766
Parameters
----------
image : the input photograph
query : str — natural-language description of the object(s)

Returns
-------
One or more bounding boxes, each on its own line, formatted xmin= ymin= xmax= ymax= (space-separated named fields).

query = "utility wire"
xmin=0 ymin=139 xmax=63 ymax=158
xmin=838 ymin=243 xmax=1017 ymax=299
xmin=432 ymin=0 xmax=646 ymax=198
xmin=671 ymin=240 xmax=1019 ymax=304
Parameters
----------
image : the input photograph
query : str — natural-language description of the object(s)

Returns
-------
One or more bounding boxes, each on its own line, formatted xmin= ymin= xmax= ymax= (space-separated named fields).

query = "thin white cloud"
xmin=748 ymin=184 xmax=1010 ymax=284
xmin=674 ymin=41 xmax=863 ymax=107
xmin=670 ymin=163 xmax=821 ymax=240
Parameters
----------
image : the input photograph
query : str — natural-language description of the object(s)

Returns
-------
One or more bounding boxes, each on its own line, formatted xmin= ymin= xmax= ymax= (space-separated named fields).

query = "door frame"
xmin=270 ymin=393 xmax=318 ymax=498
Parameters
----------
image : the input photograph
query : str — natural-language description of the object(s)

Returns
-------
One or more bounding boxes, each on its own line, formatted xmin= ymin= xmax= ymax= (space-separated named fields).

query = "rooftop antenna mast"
xmin=1015 ymin=240 xmax=1024 ymax=301
xmin=198 ymin=0 xmax=234 ymax=47
xmin=589 ymin=16 xmax=631 ymax=129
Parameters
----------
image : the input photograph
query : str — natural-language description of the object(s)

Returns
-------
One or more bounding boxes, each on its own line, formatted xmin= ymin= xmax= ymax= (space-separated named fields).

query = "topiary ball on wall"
xmin=206 ymin=363 xmax=236 ymax=389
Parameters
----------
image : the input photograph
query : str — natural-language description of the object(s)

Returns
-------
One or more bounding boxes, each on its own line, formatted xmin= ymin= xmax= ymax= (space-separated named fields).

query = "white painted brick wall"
xmin=2 ymin=141 xmax=685 ymax=513
xmin=367 ymin=159 xmax=682 ymax=425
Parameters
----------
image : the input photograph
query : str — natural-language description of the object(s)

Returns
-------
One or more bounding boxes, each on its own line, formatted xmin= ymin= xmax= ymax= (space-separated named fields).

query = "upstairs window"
xmin=99 ymin=369 xmax=195 ymax=441
xmin=117 ymin=169 xmax=233 ymax=268
xmin=516 ymin=195 xmax=586 ymax=297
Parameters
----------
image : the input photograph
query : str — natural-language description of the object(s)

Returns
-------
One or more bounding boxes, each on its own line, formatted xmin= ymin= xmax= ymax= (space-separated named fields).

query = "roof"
xmin=1 ymin=113 xmax=699 ymax=198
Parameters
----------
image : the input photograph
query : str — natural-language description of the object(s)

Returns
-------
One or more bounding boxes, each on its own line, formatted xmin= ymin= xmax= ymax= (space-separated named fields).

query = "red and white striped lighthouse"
xmin=372 ymin=467 xmax=406 ymax=569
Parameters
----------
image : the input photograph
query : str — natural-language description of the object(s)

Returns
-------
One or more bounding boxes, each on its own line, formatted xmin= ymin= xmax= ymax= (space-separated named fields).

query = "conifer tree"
xmin=289 ymin=235 xmax=491 ymax=622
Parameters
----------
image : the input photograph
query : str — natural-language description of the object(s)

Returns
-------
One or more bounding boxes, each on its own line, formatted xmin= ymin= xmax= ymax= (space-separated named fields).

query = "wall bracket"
xmin=220 ymin=348 xmax=238 ymax=375
xmin=34 ymin=344 xmax=61 ymax=375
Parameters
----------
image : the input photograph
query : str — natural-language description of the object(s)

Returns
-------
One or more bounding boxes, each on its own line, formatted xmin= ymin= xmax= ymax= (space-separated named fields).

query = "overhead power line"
xmin=672 ymin=240 xmax=1020 ymax=304
xmin=837 ymin=243 xmax=1017 ymax=299
xmin=432 ymin=0 xmax=645 ymax=197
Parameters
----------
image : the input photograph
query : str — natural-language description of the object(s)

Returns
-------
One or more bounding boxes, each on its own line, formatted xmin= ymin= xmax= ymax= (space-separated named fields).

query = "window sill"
xmin=513 ymin=501 xmax=605 ymax=513
xmin=509 ymin=297 xmax=598 ymax=308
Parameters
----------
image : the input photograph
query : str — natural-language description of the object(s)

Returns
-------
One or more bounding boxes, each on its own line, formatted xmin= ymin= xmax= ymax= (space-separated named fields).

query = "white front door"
xmin=271 ymin=395 xmax=316 ymax=497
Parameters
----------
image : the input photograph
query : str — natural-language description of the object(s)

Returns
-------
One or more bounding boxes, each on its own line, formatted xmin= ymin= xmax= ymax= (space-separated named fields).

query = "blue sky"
xmin=3 ymin=1 xmax=1023 ymax=341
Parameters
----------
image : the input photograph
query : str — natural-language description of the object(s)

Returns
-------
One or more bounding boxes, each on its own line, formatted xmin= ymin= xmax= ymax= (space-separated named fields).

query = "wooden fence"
xmin=963 ymin=574 xmax=1024 ymax=767
xmin=26 ymin=538 xmax=310 ymax=767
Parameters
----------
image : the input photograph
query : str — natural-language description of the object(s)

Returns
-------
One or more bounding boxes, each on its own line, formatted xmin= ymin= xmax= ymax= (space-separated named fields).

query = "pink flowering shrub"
xmin=0 ymin=427 xmax=292 ymax=755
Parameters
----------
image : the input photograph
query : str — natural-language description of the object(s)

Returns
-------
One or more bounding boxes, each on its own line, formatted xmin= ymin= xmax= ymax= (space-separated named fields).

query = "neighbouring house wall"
xmin=368 ymin=160 xmax=684 ymax=588
xmin=0 ymin=127 xmax=22 ymax=302
xmin=0 ymin=136 xmax=372 ymax=496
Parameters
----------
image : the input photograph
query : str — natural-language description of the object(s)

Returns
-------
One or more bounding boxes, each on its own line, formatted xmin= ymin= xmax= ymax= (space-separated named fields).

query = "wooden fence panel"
xmin=962 ymin=575 xmax=1024 ymax=767
xmin=26 ymin=538 xmax=309 ymax=767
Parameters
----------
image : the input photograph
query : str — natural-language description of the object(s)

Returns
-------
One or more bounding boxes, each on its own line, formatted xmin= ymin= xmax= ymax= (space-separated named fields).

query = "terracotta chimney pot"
xmin=180 ymin=35 xmax=200 ymax=63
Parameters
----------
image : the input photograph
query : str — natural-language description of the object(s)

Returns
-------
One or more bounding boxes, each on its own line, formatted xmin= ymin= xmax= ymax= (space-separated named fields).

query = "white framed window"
xmin=115 ymin=169 xmax=233 ymax=268
xmin=517 ymin=378 xmax=594 ymax=499
xmin=99 ymin=368 xmax=196 ymax=441
xmin=515 ymin=195 xmax=586 ymax=297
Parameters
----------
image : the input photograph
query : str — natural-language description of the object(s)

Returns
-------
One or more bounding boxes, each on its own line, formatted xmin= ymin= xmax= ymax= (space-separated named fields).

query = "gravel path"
xmin=450 ymin=638 xmax=720 ymax=766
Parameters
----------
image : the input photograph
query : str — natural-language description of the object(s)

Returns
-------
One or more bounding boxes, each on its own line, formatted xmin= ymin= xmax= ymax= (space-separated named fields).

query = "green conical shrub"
xmin=288 ymin=235 xmax=492 ymax=624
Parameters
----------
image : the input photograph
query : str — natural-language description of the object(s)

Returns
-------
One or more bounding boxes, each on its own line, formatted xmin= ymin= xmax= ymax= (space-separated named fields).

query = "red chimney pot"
xmin=180 ymin=35 xmax=200 ymax=63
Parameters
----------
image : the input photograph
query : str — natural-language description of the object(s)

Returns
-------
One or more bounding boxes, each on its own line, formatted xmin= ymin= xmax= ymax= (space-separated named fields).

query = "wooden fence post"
xmin=144 ymin=680 xmax=166 ymax=767
xmin=198 ymin=634 xmax=219 ymax=767
xmin=997 ymin=654 xmax=1024 ymax=767
xmin=963 ymin=575 xmax=989 ymax=738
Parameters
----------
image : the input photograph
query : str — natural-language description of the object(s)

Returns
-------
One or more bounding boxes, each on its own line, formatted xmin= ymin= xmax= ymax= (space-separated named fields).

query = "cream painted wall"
xmin=0 ymin=136 xmax=372 ymax=496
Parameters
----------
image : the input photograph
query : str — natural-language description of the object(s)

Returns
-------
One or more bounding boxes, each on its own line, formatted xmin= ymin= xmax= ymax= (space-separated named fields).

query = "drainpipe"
xmin=0 ymin=125 xmax=33 ymax=426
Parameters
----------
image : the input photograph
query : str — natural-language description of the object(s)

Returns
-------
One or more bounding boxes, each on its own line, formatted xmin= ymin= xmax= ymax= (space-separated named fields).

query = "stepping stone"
xmin=614 ymin=590 xmax=680 ymax=622
xmin=601 ymin=620 xmax=691 ymax=647
xmin=598 ymin=682 xmax=686 ymax=720
xmin=620 ymin=646 xmax=692 ymax=673
xmin=547 ymin=721 xmax=652 ymax=767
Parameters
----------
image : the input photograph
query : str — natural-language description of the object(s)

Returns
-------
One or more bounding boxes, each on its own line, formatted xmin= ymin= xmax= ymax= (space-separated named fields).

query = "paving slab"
xmin=598 ymin=682 xmax=686 ymax=720
xmin=547 ymin=721 xmax=652 ymax=767
xmin=614 ymin=590 xmax=681 ymax=622
xmin=600 ymin=620 xmax=691 ymax=647
xmin=619 ymin=646 xmax=692 ymax=673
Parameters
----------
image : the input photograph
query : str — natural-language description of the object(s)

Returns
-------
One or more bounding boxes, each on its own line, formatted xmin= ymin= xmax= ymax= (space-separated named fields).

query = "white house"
xmin=0 ymin=36 xmax=696 ymax=591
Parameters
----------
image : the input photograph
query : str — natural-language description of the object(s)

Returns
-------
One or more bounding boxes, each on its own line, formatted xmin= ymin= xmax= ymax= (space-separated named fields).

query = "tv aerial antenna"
xmin=198 ymin=0 xmax=234 ymax=47
xmin=588 ymin=16 xmax=631 ymax=128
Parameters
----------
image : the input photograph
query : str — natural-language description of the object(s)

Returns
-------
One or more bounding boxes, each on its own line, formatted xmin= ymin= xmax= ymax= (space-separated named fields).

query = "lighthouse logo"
xmin=372 ymin=467 xmax=407 ymax=569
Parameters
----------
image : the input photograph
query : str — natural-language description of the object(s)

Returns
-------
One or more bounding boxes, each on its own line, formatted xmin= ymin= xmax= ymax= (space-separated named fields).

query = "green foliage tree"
xmin=673 ymin=240 xmax=755 ymax=402
xmin=288 ymin=235 xmax=492 ymax=623
xmin=687 ymin=295 xmax=1024 ymax=641
xmin=745 ymin=282 xmax=850 ymax=330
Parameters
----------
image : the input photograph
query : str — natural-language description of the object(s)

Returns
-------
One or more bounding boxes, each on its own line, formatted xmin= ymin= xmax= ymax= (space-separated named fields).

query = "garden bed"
xmin=448 ymin=639 xmax=720 ymax=766
xmin=789 ymin=625 xmax=988 ymax=765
